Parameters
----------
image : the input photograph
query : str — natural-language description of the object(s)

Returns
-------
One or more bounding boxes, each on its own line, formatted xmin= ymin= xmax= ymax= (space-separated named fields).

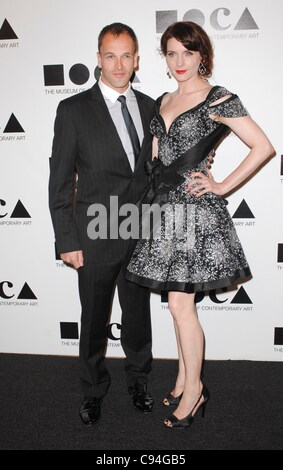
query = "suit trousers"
xmin=78 ymin=247 xmax=152 ymax=398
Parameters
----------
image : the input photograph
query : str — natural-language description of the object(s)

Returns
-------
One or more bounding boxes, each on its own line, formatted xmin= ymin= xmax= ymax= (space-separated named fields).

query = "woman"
xmin=126 ymin=22 xmax=274 ymax=429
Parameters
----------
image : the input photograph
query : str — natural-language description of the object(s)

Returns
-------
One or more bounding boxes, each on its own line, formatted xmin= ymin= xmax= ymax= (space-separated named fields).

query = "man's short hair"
xmin=98 ymin=22 xmax=139 ymax=52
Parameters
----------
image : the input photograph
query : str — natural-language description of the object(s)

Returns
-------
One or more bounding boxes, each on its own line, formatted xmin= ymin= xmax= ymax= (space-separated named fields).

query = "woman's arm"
xmin=187 ymin=115 xmax=275 ymax=196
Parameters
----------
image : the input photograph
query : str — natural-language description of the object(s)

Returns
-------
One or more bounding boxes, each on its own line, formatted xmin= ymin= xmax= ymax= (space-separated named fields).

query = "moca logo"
xmin=0 ymin=19 xmax=19 ymax=48
xmin=44 ymin=63 xmax=92 ymax=87
xmin=197 ymin=287 xmax=253 ymax=312
xmin=43 ymin=64 xmax=140 ymax=96
xmin=43 ymin=63 xmax=100 ymax=97
xmin=232 ymin=199 xmax=255 ymax=227
xmin=195 ymin=286 xmax=252 ymax=303
xmin=156 ymin=7 xmax=258 ymax=33
xmin=0 ymin=281 xmax=38 ymax=307
xmin=162 ymin=286 xmax=253 ymax=311
xmin=60 ymin=322 xmax=121 ymax=347
xmin=0 ymin=114 xmax=25 ymax=142
xmin=0 ymin=199 xmax=31 ymax=226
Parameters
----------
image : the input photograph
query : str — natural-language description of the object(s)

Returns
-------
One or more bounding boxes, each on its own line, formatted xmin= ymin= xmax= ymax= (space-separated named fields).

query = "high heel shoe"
xmin=163 ymin=392 xmax=183 ymax=407
xmin=164 ymin=385 xmax=210 ymax=429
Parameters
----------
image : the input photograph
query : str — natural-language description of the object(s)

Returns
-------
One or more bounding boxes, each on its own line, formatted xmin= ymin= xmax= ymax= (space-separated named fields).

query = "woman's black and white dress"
xmin=126 ymin=86 xmax=251 ymax=293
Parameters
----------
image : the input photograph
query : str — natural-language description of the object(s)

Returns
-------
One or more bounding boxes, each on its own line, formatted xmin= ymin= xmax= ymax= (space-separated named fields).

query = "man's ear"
xmin=134 ymin=53 xmax=139 ymax=71
xmin=97 ymin=52 xmax=102 ymax=69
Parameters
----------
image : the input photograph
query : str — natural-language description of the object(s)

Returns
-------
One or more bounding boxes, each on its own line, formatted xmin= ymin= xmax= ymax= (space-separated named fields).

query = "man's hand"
xmin=60 ymin=250 xmax=84 ymax=269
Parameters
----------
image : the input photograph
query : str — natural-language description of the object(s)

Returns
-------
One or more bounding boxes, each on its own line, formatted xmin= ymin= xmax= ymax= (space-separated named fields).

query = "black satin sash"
xmin=138 ymin=123 xmax=229 ymax=208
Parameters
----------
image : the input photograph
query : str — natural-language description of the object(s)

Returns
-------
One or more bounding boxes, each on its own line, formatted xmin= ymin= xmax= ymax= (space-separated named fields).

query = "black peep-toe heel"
xmin=163 ymin=392 xmax=183 ymax=407
xmin=164 ymin=385 xmax=210 ymax=429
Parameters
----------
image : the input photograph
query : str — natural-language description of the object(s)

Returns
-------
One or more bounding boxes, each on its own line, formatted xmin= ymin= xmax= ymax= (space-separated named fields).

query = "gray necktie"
xmin=117 ymin=95 xmax=140 ymax=165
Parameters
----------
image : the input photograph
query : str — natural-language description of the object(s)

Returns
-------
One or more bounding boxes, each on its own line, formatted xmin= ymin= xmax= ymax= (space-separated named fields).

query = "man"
xmin=49 ymin=23 xmax=155 ymax=426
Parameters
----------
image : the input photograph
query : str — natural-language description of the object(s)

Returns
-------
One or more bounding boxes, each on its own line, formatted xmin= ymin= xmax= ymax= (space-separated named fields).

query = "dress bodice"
xmin=150 ymin=86 xmax=248 ymax=167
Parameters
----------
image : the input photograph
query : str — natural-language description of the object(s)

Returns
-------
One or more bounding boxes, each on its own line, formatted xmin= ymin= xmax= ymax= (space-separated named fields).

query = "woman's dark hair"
xmin=160 ymin=22 xmax=214 ymax=78
xmin=98 ymin=22 xmax=139 ymax=53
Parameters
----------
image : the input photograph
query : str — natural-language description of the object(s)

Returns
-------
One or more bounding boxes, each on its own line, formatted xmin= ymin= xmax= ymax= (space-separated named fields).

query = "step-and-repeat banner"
xmin=0 ymin=0 xmax=282 ymax=361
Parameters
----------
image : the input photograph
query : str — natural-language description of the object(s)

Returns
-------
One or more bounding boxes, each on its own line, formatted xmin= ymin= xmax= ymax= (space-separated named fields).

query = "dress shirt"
xmin=98 ymin=79 xmax=144 ymax=171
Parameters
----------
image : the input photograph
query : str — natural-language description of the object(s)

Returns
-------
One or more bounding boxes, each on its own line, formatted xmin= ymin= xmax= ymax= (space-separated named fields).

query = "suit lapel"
xmin=133 ymin=89 xmax=147 ymax=138
xmin=133 ymin=89 xmax=151 ymax=173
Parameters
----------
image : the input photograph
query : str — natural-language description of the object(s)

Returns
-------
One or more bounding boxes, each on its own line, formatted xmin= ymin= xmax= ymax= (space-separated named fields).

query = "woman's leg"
xmin=163 ymin=320 xmax=185 ymax=404
xmin=165 ymin=291 xmax=204 ymax=425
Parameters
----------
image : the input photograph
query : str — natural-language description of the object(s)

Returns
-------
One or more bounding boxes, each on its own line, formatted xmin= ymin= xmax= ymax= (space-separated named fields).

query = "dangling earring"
xmin=166 ymin=68 xmax=172 ymax=79
xmin=199 ymin=63 xmax=206 ymax=76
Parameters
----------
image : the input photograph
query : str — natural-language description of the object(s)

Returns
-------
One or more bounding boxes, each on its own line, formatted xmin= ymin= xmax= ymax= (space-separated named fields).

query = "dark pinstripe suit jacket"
xmin=49 ymin=82 xmax=155 ymax=263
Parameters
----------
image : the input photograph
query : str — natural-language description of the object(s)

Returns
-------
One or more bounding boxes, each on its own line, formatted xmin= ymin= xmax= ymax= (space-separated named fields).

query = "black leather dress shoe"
xmin=128 ymin=383 xmax=154 ymax=414
xmin=79 ymin=396 xmax=103 ymax=426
